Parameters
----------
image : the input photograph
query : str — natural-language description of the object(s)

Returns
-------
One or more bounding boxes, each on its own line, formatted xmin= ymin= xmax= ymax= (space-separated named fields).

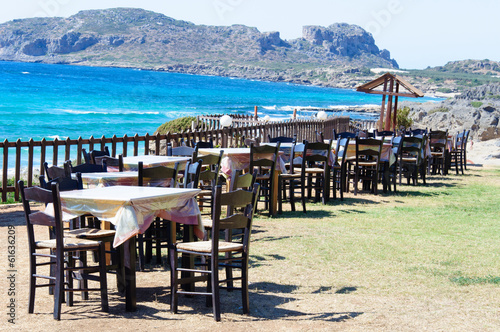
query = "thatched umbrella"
xmin=356 ymin=73 xmax=424 ymax=132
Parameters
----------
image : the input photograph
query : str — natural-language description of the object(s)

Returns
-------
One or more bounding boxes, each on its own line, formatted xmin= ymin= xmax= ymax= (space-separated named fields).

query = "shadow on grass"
xmin=247 ymin=282 xmax=363 ymax=322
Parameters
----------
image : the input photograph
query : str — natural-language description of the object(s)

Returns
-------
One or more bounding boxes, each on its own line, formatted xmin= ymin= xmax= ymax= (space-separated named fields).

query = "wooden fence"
xmin=0 ymin=115 xmax=350 ymax=202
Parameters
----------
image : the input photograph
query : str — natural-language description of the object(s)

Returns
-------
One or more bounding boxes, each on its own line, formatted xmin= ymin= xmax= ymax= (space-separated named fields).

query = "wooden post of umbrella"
xmin=355 ymin=73 xmax=425 ymax=134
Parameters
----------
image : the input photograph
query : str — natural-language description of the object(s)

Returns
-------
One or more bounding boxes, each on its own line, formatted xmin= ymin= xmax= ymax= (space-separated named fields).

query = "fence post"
xmin=2 ymin=139 xmax=8 ymax=202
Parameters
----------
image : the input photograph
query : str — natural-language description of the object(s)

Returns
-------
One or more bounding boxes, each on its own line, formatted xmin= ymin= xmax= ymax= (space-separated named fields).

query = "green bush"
xmin=428 ymin=107 xmax=450 ymax=115
xmin=396 ymin=106 xmax=414 ymax=129
xmin=155 ymin=116 xmax=196 ymax=135
xmin=471 ymin=101 xmax=483 ymax=108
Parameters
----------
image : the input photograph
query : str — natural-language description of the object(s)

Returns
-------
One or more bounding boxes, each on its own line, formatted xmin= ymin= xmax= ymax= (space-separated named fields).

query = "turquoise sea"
xmin=0 ymin=61 xmax=440 ymax=143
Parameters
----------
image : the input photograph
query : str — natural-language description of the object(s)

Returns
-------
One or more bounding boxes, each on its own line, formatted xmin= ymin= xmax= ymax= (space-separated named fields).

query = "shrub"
xmin=155 ymin=116 xmax=196 ymax=135
xmin=428 ymin=107 xmax=450 ymax=115
xmin=396 ymin=106 xmax=414 ymax=129
xmin=471 ymin=101 xmax=483 ymax=108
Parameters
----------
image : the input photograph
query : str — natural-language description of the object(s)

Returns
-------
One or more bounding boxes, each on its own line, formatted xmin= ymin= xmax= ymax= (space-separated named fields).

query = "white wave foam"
xmin=262 ymin=106 xmax=277 ymax=110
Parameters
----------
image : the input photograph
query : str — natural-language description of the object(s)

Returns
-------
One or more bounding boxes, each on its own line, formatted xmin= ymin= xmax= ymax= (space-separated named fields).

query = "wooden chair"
xmin=268 ymin=135 xmax=296 ymax=143
xmin=304 ymin=141 xmax=332 ymax=203
xmin=249 ymin=142 xmax=280 ymax=215
xmin=410 ymin=128 xmax=428 ymax=136
xmin=352 ymin=138 xmax=382 ymax=195
xmin=463 ymin=129 xmax=470 ymax=170
xmin=398 ymin=136 xmax=424 ymax=185
xmin=332 ymin=138 xmax=350 ymax=200
xmin=94 ymin=154 xmax=124 ymax=172
xmin=38 ymin=174 xmax=123 ymax=298
xmin=90 ymin=146 xmax=110 ymax=164
xmin=334 ymin=131 xmax=356 ymax=139
xmin=191 ymin=150 xmax=223 ymax=217
xmin=167 ymin=144 xmax=195 ymax=157
xmin=67 ymin=162 xmax=107 ymax=174
xmin=278 ymin=142 xmax=307 ymax=213
xmin=43 ymin=161 xmax=71 ymax=181
xmin=192 ymin=138 xmax=214 ymax=149
xmin=429 ymin=130 xmax=449 ymax=175
xmin=315 ymin=131 xmax=324 ymax=143
xmin=19 ymin=181 xmax=108 ymax=320
xmin=170 ymin=183 xmax=260 ymax=321
xmin=449 ymin=131 xmax=466 ymax=175
xmin=136 ymin=161 xmax=180 ymax=270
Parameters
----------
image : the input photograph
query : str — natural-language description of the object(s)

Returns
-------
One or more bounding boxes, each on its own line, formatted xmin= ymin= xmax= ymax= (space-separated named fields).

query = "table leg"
xmin=270 ymin=171 xmax=280 ymax=216
xmin=121 ymin=237 xmax=137 ymax=311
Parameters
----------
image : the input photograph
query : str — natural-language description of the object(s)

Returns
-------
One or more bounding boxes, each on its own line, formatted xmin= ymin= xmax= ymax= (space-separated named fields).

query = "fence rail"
xmin=0 ymin=115 xmax=350 ymax=202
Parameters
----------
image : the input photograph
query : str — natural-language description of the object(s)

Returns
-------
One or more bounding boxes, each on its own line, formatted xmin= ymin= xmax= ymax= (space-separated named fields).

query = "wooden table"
xmin=59 ymin=185 xmax=202 ymax=311
xmin=198 ymin=147 xmax=285 ymax=215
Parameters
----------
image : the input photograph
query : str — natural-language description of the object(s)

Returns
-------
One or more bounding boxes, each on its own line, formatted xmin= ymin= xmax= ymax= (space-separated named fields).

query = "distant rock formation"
xmin=0 ymin=7 xmax=398 ymax=86
xmin=302 ymin=24 xmax=397 ymax=67
xmin=403 ymin=83 xmax=500 ymax=141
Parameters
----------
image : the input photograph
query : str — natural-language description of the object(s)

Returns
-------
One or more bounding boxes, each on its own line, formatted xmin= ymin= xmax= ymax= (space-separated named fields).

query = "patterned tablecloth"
xmin=118 ymin=155 xmax=191 ymax=171
xmin=333 ymin=141 xmax=397 ymax=165
xmin=198 ymin=147 xmax=286 ymax=176
xmin=58 ymin=186 xmax=202 ymax=247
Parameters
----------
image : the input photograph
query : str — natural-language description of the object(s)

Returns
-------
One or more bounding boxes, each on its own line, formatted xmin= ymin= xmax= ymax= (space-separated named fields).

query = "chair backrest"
xmin=334 ymin=137 xmax=350 ymax=166
xmin=374 ymin=130 xmax=395 ymax=138
xmin=229 ymin=169 xmax=257 ymax=192
xmin=168 ymin=145 xmax=195 ymax=157
xmin=192 ymin=150 xmax=223 ymax=190
xmin=211 ymin=183 xmax=260 ymax=252
xmin=44 ymin=160 xmax=71 ymax=181
xmin=429 ymin=130 xmax=449 ymax=152
xmin=288 ymin=142 xmax=307 ymax=174
xmin=243 ymin=137 xmax=260 ymax=147
xmin=95 ymin=155 xmax=124 ymax=172
xmin=304 ymin=141 xmax=331 ymax=171
xmin=400 ymin=136 xmax=423 ymax=164
xmin=67 ymin=162 xmax=107 ymax=174
xmin=268 ymin=135 xmax=296 ymax=143
xmin=19 ymin=181 xmax=64 ymax=255
xmin=40 ymin=172 xmax=83 ymax=191
xmin=138 ymin=161 xmax=179 ymax=187
xmin=192 ymin=138 xmax=214 ymax=149
xmin=249 ymin=143 xmax=280 ymax=176
xmin=82 ymin=148 xmax=91 ymax=164
xmin=335 ymin=131 xmax=356 ymax=139
xmin=411 ymin=128 xmax=428 ymax=136
xmin=90 ymin=146 xmax=110 ymax=164
xmin=454 ymin=130 xmax=466 ymax=150
xmin=183 ymin=160 xmax=202 ymax=188
xmin=315 ymin=131 xmax=324 ymax=143
xmin=355 ymin=138 xmax=382 ymax=166
xmin=392 ymin=136 xmax=403 ymax=156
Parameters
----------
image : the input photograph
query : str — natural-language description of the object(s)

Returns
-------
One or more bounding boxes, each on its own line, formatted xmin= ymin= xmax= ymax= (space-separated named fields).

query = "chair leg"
xmin=78 ymin=251 xmax=89 ymax=300
xmin=211 ymin=254 xmax=221 ymax=322
xmin=28 ymin=256 xmax=36 ymax=314
xmin=66 ymin=253 xmax=74 ymax=307
xmin=53 ymin=257 xmax=64 ymax=320
xmin=170 ymin=248 xmax=178 ymax=314
xmin=136 ymin=234 xmax=145 ymax=271
xmin=289 ymin=179 xmax=296 ymax=212
xmin=278 ymin=177 xmax=283 ymax=214
xmin=241 ymin=254 xmax=250 ymax=314
xmin=98 ymin=243 xmax=109 ymax=312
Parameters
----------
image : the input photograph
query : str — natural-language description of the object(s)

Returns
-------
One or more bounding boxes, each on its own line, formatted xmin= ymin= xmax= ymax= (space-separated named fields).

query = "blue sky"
xmin=2 ymin=0 xmax=499 ymax=69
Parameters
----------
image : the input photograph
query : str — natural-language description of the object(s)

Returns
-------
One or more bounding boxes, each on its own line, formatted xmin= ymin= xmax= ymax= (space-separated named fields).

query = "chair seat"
xmin=304 ymin=167 xmax=324 ymax=173
xmin=279 ymin=172 xmax=302 ymax=179
xmin=401 ymin=157 xmax=418 ymax=163
xmin=35 ymin=237 xmax=101 ymax=250
xmin=431 ymin=152 xmax=444 ymax=157
xmin=198 ymin=189 xmax=213 ymax=196
xmin=65 ymin=228 xmax=116 ymax=239
xmin=176 ymin=240 xmax=243 ymax=253
xmin=256 ymin=174 xmax=271 ymax=180
xmin=357 ymin=161 xmax=378 ymax=167
xmin=201 ymin=218 xmax=213 ymax=229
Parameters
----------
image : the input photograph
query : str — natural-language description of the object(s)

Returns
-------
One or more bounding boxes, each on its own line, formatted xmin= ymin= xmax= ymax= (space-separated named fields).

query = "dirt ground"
xmin=0 ymin=186 xmax=498 ymax=332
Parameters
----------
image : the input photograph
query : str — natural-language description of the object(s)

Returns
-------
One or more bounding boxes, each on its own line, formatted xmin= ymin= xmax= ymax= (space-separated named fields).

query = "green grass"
xmin=250 ymin=167 xmax=500 ymax=299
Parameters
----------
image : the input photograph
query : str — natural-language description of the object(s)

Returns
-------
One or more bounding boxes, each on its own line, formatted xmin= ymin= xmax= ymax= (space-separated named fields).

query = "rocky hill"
xmin=401 ymin=83 xmax=500 ymax=141
xmin=0 ymin=7 xmax=397 ymax=86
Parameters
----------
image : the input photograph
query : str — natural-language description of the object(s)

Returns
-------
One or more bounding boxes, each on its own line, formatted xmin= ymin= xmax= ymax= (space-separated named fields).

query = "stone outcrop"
xmin=401 ymin=83 xmax=500 ymax=141
xmin=0 ymin=7 xmax=398 ymax=82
